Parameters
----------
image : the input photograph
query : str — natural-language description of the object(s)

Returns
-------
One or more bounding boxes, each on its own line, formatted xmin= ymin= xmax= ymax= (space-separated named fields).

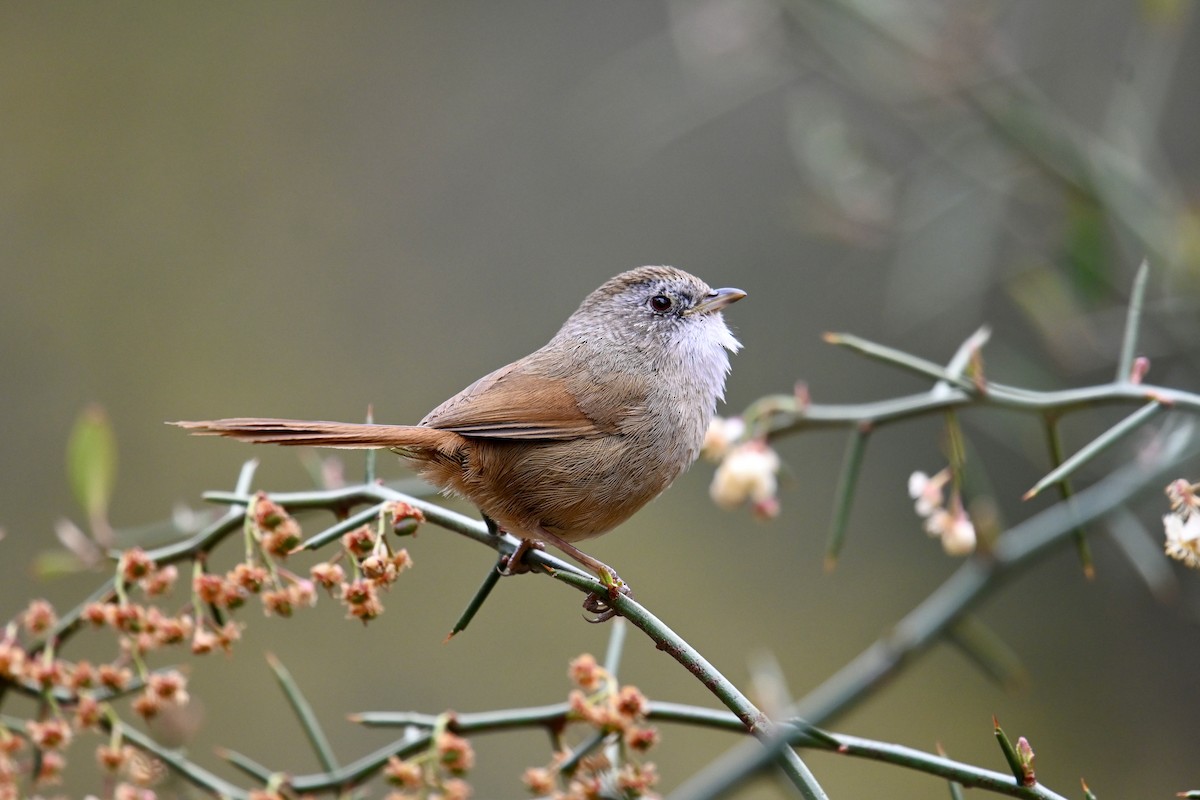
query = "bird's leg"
xmin=484 ymin=514 xmax=547 ymax=576
xmin=482 ymin=514 xmax=501 ymax=537
xmin=534 ymin=528 xmax=632 ymax=623
xmin=497 ymin=537 xmax=545 ymax=576
xmin=484 ymin=515 xmax=630 ymax=621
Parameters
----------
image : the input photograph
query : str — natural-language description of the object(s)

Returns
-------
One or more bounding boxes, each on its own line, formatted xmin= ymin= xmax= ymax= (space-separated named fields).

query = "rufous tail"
xmin=170 ymin=418 xmax=449 ymax=450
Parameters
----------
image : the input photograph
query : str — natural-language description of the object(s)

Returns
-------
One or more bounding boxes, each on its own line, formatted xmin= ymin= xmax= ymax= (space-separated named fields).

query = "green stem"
xmin=357 ymin=700 xmax=1070 ymax=798
xmin=825 ymin=426 xmax=869 ymax=569
xmin=445 ymin=562 xmax=503 ymax=639
xmin=1038 ymin=414 xmax=1093 ymax=575
xmin=1025 ymin=401 xmax=1164 ymax=501
xmin=265 ymin=652 xmax=340 ymax=772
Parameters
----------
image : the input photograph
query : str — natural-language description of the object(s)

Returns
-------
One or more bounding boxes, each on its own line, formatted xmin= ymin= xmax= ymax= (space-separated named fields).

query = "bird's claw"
xmin=582 ymin=578 xmax=632 ymax=623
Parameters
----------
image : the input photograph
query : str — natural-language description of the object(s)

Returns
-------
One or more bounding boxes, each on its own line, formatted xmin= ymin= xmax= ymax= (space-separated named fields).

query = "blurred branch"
xmin=670 ymin=418 xmax=1194 ymax=800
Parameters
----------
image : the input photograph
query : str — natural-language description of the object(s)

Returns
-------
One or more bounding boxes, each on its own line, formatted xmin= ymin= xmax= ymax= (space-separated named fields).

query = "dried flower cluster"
xmin=1 ymin=590 xmax=172 ymax=798
xmin=188 ymin=494 xmax=419 ymax=628
xmin=908 ymin=469 xmax=976 ymax=556
xmin=704 ymin=417 xmax=781 ymax=519
xmin=382 ymin=728 xmax=475 ymax=800
xmin=520 ymin=653 xmax=660 ymax=800
xmin=1163 ymin=478 xmax=1200 ymax=569
xmin=309 ymin=500 xmax=421 ymax=623
xmin=0 ymin=493 xmax=426 ymax=798
xmin=186 ymin=494 xmax=319 ymax=623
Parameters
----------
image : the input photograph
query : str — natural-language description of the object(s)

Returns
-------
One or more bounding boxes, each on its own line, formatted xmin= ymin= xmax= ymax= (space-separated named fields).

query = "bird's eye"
xmin=649 ymin=294 xmax=674 ymax=313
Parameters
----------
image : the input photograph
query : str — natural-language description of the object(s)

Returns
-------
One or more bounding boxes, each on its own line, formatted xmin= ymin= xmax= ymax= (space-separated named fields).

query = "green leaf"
xmin=67 ymin=404 xmax=118 ymax=523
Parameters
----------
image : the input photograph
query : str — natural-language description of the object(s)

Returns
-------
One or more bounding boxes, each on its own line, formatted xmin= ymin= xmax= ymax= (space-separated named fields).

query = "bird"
xmin=174 ymin=266 xmax=745 ymax=619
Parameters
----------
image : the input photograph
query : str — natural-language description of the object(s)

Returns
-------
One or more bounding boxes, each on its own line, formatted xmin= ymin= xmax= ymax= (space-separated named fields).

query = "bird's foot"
xmin=582 ymin=567 xmax=632 ymax=623
xmin=497 ymin=537 xmax=544 ymax=576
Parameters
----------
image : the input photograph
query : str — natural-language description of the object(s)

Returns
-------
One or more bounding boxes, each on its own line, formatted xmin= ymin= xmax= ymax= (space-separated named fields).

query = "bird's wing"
xmin=420 ymin=361 xmax=619 ymax=440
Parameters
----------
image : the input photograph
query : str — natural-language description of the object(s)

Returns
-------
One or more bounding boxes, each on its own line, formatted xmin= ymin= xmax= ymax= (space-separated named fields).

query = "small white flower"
xmin=702 ymin=416 xmax=746 ymax=462
xmin=1165 ymin=478 xmax=1200 ymax=517
xmin=710 ymin=441 xmax=780 ymax=511
xmin=908 ymin=469 xmax=950 ymax=517
xmin=921 ymin=497 xmax=976 ymax=556
xmin=940 ymin=509 xmax=977 ymax=556
xmin=1163 ymin=512 xmax=1200 ymax=569
xmin=923 ymin=508 xmax=952 ymax=536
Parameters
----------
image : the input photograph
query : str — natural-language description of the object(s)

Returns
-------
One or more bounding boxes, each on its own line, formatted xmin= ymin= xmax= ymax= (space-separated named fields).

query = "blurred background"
xmin=3 ymin=2 xmax=1199 ymax=797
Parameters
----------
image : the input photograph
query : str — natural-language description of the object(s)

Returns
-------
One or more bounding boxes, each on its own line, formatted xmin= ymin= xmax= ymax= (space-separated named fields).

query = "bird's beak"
xmin=690 ymin=287 xmax=746 ymax=315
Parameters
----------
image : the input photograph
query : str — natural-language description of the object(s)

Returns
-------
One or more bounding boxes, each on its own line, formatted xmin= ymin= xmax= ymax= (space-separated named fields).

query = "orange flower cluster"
xmin=0 ymin=494 xmax=426 ymax=796
xmin=382 ymin=728 xmax=475 ymax=800
xmin=1 ymin=592 xmax=175 ymax=797
xmin=522 ymin=653 xmax=661 ymax=800
xmin=308 ymin=500 xmax=421 ymax=624
xmin=187 ymin=495 xmax=311 ymax=622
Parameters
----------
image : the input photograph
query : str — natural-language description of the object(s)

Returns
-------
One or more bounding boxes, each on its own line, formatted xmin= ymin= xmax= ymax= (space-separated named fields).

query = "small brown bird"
xmin=174 ymin=266 xmax=744 ymax=617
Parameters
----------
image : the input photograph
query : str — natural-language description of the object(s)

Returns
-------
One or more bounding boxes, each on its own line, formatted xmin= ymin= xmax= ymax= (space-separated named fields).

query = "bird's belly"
xmin=432 ymin=436 xmax=688 ymax=542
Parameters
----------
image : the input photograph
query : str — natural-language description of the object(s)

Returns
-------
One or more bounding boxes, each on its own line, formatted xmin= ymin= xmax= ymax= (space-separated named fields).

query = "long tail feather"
xmin=170 ymin=418 xmax=447 ymax=450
